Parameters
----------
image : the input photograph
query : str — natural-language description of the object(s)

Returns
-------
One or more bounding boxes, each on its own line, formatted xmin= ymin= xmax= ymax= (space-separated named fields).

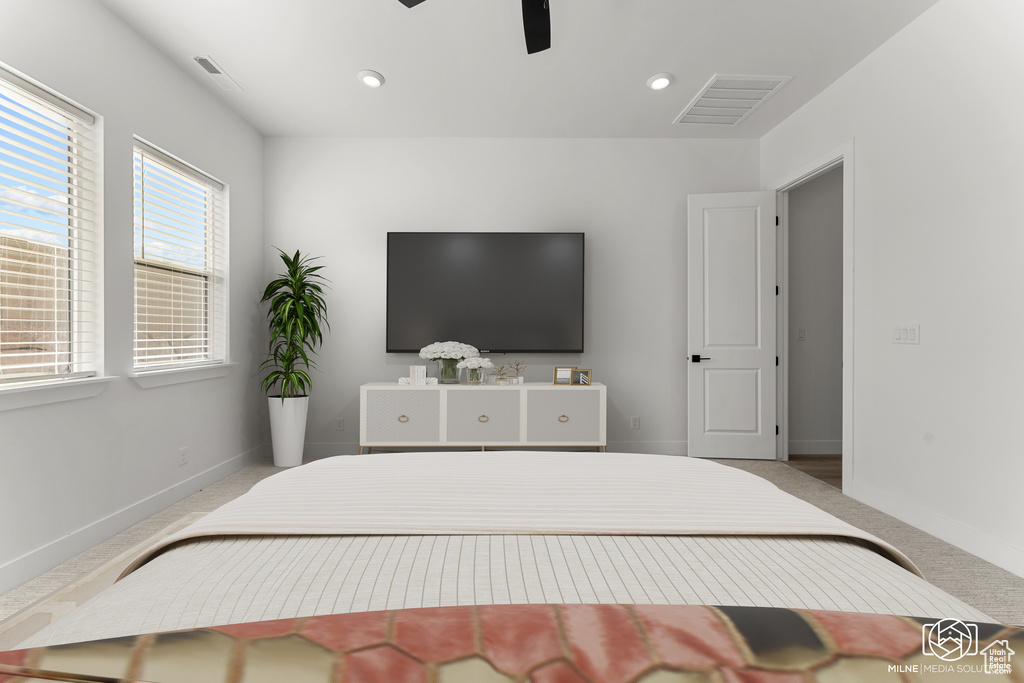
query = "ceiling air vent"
xmin=674 ymin=74 xmax=790 ymax=126
xmin=193 ymin=56 xmax=243 ymax=92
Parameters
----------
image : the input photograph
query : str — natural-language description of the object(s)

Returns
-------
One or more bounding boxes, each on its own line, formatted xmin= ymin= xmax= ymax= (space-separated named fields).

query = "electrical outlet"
xmin=630 ymin=416 xmax=640 ymax=430
xmin=336 ymin=418 xmax=345 ymax=431
xmin=178 ymin=447 xmax=188 ymax=467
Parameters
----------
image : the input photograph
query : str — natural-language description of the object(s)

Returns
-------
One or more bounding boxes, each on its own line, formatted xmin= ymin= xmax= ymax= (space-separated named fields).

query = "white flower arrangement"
xmin=419 ymin=341 xmax=480 ymax=361
xmin=457 ymin=357 xmax=493 ymax=370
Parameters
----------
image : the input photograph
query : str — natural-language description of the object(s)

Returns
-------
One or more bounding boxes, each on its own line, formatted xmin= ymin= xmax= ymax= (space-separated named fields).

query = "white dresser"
xmin=359 ymin=382 xmax=606 ymax=453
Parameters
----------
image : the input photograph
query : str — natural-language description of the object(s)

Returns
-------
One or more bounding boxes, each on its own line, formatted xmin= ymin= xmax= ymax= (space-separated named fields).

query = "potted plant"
xmin=260 ymin=249 xmax=329 ymax=467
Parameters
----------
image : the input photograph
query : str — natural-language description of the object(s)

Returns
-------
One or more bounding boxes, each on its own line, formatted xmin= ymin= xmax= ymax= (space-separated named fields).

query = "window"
xmin=133 ymin=140 xmax=227 ymax=369
xmin=0 ymin=65 xmax=101 ymax=384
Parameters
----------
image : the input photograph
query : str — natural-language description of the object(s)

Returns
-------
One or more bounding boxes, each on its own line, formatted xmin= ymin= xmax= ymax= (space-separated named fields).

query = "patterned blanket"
xmin=2 ymin=604 xmax=1020 ymax=682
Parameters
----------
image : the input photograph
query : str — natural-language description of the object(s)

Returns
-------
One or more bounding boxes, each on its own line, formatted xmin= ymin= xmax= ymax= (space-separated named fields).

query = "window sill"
xmin=130 ymin=363 xmax=234 ymax=389
xmin=0 ymin=376 xmax=118 ymax=413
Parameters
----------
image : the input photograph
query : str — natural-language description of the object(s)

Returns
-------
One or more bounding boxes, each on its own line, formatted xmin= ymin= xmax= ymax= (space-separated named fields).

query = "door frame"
xmin=769 ymin=140 xmax=854 ymax=491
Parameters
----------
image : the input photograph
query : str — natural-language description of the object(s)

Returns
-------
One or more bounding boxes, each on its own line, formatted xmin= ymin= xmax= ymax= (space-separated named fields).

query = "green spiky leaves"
xmin=260 ymin=249 xmax=330 ymax=399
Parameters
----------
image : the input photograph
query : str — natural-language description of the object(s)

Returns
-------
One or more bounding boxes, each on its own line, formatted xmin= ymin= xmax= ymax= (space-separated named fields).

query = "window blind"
xmin=133 ymin=141 xmax=227 ymax=368
xmin=0 ymin=67 xmax=100 ymax=383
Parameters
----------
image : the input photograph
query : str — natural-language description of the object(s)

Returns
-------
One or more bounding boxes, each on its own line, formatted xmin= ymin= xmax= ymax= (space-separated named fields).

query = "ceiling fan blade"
xmin=398 ymin=0 xmax=428 ymax=7
xmin=522 ymin=0 xmax=551 ymax=54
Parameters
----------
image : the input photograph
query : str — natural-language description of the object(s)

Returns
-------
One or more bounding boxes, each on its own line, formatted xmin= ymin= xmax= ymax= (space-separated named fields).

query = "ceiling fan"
xmin=397 ymin=0 xmax=552 ymax=54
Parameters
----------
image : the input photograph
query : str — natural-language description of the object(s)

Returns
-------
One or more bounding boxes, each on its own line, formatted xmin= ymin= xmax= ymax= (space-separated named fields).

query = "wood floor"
xmin=784 ymin=454 xmax=842 ymax=488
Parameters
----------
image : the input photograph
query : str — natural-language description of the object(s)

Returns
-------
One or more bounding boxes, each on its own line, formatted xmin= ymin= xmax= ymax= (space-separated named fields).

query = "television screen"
xmin=387 ymin=232 xmax=584 ymax=353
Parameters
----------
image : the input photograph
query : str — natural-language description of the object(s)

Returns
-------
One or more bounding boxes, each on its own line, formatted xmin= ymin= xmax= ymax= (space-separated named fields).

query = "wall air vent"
xmin=193 ymin=56 xmax=243 ymax=92
xmin=674 ymin=74 xmax=790 ymax=126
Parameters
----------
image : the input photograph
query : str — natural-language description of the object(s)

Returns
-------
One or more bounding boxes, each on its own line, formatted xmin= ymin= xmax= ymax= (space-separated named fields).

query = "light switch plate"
xmin=892 ymin=324 xmax=921 ymax=344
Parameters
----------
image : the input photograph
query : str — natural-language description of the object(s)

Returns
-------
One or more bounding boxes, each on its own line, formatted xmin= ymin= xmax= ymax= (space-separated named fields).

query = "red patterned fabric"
xmin=0 ymin=604 xmax=1020 ymax=682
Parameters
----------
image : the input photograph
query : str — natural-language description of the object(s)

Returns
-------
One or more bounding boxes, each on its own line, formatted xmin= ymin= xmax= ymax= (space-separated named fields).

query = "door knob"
xmin=691 ymin=354 xmax=712 ymax=363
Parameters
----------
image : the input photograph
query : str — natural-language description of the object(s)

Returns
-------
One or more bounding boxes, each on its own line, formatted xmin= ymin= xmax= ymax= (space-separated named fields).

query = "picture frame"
xmin=553 ymin=366 xmax=575 ymax=385
xmin=571 ymin=369 xmax=592 ymax=386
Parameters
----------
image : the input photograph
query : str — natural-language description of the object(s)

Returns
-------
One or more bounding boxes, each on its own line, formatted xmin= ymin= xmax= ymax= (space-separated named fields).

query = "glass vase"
xmin=466 ymin=367 xmax=484 ymax=384
xmin=436 ymin=358 xmax=460 ymax=383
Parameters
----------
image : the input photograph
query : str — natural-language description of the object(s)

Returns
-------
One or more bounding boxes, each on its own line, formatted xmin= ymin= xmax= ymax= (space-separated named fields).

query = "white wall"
xmin=762 ymin=0 xmax=1024 ymax=577
xmin=0 ymin=0 xmax=266 ymax=592
xmin=264 ymin=137 xmax=760 ymax=457
xmin=787 ymin=166 xmax=843 ymax=454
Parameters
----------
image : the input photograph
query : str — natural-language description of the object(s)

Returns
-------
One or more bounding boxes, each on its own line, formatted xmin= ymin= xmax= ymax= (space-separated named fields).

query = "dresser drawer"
xmin=447 ymin=390 xmax=520 ymax=443
xmin=364 ymin=389 xmax=440 ymax=443
xmin=526 ymin=389 xmax=601 ymax=443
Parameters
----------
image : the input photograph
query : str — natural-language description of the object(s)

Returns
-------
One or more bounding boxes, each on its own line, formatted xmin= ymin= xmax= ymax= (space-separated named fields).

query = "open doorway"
xmin=784 ymin=166 xmax=843 ymax=487
xmin=773 ymin=141 xmax=854 ymax=492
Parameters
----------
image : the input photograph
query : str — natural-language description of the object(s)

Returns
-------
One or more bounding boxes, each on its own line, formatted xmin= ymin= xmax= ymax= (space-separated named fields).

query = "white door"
xmin=687 ymin=191 xmax=776 ymax=459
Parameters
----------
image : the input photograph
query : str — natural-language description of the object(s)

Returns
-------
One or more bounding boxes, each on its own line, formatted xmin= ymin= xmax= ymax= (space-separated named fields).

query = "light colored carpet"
xmin=0 ymin=513 xmax=206 ymax=650
xmin=716 ymin=458 xmax=1024 ymax=626
xmin=0 ymin=462 xmax=285 ymax=650
xmin=0 ymin=456 xmax=1020 ymax=651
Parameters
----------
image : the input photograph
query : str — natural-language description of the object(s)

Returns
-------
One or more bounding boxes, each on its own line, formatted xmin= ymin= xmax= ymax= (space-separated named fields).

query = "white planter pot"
xmin=268 ymin=395 xmax=309 ymax=467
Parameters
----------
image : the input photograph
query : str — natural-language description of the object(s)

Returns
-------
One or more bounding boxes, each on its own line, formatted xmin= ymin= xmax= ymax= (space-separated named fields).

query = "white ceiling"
xmin=94 ymin=0 xmax=940 ymax=138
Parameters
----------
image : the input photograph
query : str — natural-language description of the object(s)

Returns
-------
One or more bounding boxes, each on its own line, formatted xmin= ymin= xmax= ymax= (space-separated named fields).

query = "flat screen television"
xmin=387 ymin=232 xmax=584 ymax=353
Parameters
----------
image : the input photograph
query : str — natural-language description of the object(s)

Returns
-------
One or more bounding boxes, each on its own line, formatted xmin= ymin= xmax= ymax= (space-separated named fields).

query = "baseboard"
xmin=0 ymin=445 xmax=266 ymax=595
xmin=846 ymin=477 xmax=1024 ymax=580
xmin=788 ymin=439 xmax=842 ymax=455
xmin=303 ymin=442 xmax=360 ymax=459
xmin=0 ymin=513 xmax=208 ymax=651
xmin=302 ymin=442 xmax=688 ymax=458
xmin=606 ymin=441 xmax=687 ymax=456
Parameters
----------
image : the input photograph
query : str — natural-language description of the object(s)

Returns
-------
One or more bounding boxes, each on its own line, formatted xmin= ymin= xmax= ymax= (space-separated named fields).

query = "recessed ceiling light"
xmin=358 ymin=70 xmax=385 ymax=88
xmin=647 ymin=73 xmax=674 ymax=91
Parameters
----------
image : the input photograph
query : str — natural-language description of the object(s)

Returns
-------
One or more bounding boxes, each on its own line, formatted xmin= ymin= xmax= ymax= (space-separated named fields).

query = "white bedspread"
xmin=123 ymin=452 xmax=918 ymax=576
xmin=24 ymin=533 xmax=988 ymax=648
xmin=23 ymin=452 xmax=994 ymax=648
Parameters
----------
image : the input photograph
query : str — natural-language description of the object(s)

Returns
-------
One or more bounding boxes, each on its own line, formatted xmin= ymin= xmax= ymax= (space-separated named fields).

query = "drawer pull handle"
xmin=558 ymin=415 xmax=570 ymax=423
xmin=397 ymin=415 xmax=410 ymax=423
xmin=478 ymin=415 xmax=489 ymax=423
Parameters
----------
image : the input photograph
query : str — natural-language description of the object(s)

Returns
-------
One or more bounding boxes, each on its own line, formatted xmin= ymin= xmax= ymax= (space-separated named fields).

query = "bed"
xmin=2 ymin=452 xmax=1019 ymax=682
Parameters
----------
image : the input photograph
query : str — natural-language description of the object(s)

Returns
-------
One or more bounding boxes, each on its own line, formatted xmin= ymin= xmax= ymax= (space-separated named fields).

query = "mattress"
xmin=20 ymin=452 xmax=992 ymax=648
